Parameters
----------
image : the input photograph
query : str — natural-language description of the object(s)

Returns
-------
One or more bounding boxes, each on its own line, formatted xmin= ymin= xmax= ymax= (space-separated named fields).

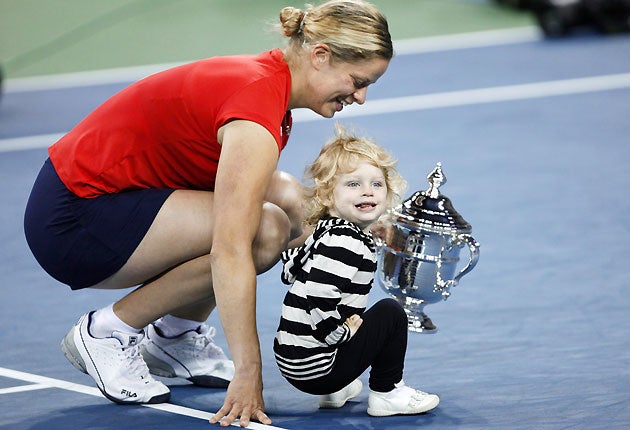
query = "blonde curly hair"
xmin=303 ymin=123 xmax=407 ymax=226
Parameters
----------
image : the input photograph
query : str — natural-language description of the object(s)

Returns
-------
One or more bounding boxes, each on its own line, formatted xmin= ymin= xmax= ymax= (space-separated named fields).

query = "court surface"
xmin=1 ymin=6 xmax=630 ymax=430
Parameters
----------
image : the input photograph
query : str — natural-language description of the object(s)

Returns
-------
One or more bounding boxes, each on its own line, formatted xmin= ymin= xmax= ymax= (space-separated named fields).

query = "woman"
xmin=23 ymin=0 xmax=392 ymax=427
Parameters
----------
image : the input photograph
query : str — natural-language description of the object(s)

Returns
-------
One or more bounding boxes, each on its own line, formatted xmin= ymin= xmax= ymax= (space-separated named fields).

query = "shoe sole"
xmin=101 ymin=388 xmax=171 ymax=405
xmin=319 ymin=381 xmax=363 ymax=409
xmin=367 ymin=396 xmax=440 ymax=417
xmin=61 ymin=321 xmax=171 ymax=405
xmin=141 ymin=346 xmax=231 ymax=388
xmin=61 ymin=326 xmax=88 ymax=374
xmin=187 ymin=375 xmax=230 ymax=388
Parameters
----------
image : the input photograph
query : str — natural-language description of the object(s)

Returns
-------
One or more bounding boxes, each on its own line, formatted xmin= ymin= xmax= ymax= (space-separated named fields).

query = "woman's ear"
xmin=310 ymin=44 xmax=331 ymax=69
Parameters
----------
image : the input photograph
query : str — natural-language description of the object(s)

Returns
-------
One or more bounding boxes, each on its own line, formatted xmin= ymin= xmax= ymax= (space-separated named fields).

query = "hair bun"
xmin=279 ymin=6 xmax=304 ymax=38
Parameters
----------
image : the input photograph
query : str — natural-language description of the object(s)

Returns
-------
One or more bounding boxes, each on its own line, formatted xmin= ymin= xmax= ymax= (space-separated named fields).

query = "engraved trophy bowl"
xmin=375 ymin=162 xmax=480 ymax=333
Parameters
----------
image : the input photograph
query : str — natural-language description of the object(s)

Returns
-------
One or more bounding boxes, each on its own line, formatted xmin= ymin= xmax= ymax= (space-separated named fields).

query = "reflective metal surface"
xmin=375 ymin=163 xmax=480 ymax=333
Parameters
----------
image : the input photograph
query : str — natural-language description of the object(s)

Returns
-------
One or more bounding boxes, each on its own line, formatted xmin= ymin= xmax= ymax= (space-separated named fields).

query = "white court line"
xmin=0 ymin=383 xmax=52 ymax=395
xmin=3 ymin=27 xmax=540 ymax=93
xmin=0 ymin=366 xmax=288 ymax=430
xmin=393 ymin=26 xmax=540 ymax=55
xmin=2 ymin=72 xmax=630 ymax=154
xmin=293 ymin=72 xmax=630 ymax=122
xmin=0 ymin=132 xmax=64 ymax=153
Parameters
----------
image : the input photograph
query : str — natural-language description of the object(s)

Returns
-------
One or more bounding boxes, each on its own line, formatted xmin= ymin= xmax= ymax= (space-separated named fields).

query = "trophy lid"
xmin=394 ymin=162 xmax=472 ymax=233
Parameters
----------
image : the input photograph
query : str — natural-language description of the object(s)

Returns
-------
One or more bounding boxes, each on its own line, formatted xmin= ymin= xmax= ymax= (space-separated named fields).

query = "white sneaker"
xmin=140 ymin=323 xmax=234 ymax=388
xmin=319 ymin=379 xmax=363 ymax=409
xmin=60 ymin=312 xmax=171 ymax=404
xmin=367 ymin=381 xmax=439 ymax=416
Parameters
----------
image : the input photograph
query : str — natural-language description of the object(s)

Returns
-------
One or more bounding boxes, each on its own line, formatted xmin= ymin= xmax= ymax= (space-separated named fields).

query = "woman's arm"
xmin=209 ymin=120 xmax=278 ymax=427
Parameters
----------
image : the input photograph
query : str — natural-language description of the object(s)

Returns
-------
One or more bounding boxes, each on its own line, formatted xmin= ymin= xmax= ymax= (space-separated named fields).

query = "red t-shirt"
xmin=49 ymin=49 xmax=292 ymax=197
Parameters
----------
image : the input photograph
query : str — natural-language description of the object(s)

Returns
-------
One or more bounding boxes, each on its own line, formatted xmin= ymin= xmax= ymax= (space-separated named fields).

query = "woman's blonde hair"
xmin=278 ymin=0 xmax=393 ymax=62
xmin=304 ymin=123 xmax=406 ymax=225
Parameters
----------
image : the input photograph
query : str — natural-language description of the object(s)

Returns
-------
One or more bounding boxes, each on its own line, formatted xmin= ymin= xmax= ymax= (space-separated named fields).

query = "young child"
xmin=273 ymin=124 xmax=440 ymax=416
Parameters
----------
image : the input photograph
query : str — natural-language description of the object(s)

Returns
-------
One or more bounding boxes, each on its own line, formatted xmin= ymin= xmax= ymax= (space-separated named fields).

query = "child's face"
xmin=328 ymin=162 xmax=388 ymax=231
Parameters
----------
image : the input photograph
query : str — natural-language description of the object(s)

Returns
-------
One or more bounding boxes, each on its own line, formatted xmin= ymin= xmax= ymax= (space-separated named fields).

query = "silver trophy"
xmin=375 ymin=162 xmax=480 ymax=333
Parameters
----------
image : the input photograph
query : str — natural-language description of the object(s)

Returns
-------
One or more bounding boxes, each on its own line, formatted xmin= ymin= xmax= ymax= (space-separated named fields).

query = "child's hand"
xmin=370 ymin=217 xmax=393 ymax=245
xmin=345 ymin=314 xmax=363 ymax=338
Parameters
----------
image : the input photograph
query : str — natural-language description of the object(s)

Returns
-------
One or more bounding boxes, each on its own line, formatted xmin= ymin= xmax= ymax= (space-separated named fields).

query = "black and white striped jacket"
xmin=274 ymin=217 xmax=376 ymax=381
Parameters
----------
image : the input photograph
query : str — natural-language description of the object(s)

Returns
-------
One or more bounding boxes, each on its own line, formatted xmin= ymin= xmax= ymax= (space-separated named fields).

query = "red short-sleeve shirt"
xmin=49 ymin=49 xmax=292 ymax=197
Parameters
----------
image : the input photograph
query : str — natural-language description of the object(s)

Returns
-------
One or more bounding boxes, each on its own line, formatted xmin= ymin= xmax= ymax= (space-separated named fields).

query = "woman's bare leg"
xmin=264 ymin=170 xmax=313 ymax=248
xmin=90 ymin=170 xmax=303 ymax=328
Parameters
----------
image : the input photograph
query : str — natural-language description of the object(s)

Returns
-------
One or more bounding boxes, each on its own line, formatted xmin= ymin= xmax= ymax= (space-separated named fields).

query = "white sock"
xmin=370 ymin=380 xmax=403 ymax=396
xmin=90 ymin=304 xmax=141 ymax=338
xmin=153 ymin=314 xmax=202 ymax=338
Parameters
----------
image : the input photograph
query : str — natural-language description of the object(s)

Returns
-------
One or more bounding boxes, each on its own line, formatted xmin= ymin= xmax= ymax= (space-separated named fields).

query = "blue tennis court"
xmin=1 ymin=24 xmax=629 ymax=430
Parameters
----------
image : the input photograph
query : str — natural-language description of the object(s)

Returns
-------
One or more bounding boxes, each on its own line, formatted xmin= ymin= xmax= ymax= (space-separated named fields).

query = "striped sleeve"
xmin=305 ymin=233 xmax=366 ymax=345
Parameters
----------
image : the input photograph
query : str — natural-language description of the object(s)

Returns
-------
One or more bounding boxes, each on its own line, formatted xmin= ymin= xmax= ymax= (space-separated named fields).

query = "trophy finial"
xmin=426 ymin=162 xmax=446 ymax=198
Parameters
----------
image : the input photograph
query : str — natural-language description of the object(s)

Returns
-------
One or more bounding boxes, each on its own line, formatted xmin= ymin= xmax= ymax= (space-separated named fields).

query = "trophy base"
xmin=393 ymin=296 xmax=439 ymax=333
xmin=406 ymin=310 xmax=438 ymax=334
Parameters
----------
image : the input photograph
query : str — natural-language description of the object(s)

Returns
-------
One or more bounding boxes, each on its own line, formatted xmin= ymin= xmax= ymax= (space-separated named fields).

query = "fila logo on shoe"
xmin=121 ymin=389 xmax=138 ymax=398
xmin=128 ymin=336 xmax=138 ymax=346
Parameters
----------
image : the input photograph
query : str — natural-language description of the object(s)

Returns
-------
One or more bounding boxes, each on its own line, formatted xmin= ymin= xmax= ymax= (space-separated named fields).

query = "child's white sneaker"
xmin=60 ymin=312 xmax=171 ymax=404
xmin=140 ymin=323 xmax=234 ymax=388
xmin=367 ymin=381 xmax=439 ymax=416
xmin=319 ymin=379 xmax=363 ymax=408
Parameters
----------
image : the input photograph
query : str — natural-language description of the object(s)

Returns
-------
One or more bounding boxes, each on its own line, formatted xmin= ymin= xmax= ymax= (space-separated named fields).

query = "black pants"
xmin=286 ymin=298 xmax=408 ymax=395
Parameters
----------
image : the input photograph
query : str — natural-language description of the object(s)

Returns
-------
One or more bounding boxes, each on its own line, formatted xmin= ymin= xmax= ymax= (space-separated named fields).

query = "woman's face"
xmin=306 ymin=49 xmax=390 ymax=118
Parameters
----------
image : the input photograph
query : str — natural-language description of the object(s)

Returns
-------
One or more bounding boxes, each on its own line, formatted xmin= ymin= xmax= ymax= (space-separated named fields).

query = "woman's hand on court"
xmin=209 ymin=370 xmax=271 ymax=427
xmin=345 ymin=314 xmax=363 ymax=338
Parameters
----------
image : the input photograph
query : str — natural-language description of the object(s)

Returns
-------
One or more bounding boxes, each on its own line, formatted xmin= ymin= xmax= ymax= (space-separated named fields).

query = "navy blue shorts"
xmin=24 ymin=158 xmax=175 ymax=290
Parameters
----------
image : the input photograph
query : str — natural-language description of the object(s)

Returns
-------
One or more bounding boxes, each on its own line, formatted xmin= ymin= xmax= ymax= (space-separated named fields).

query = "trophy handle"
xmin=453 ymin=235 xmax=480 ymax=284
